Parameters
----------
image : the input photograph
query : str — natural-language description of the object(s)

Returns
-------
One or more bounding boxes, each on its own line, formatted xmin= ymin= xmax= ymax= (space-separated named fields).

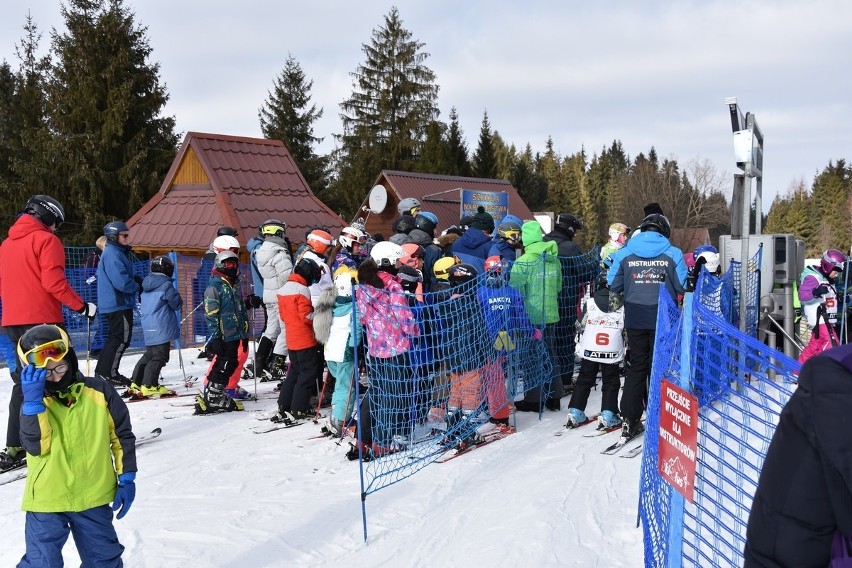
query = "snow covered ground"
xmin=0 ymin=349 xmax=645 ymax=567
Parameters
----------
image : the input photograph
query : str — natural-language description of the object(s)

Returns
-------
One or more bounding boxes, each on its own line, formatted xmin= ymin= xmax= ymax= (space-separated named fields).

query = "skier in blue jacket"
xmin=607 ymin=213 xmax=686 ymax=441
xmin=131 ymin=256 xmax=183 ymax=396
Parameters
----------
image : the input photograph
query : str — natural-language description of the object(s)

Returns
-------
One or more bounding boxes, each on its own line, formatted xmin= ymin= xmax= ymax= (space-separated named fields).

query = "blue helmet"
xmin=103 ymin=221 xmax=130 ymax=242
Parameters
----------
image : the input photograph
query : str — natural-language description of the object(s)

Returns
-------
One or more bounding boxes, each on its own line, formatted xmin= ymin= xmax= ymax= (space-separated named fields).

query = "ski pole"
xmin=86 ymin=317 xmax=92 ymax=376
xmin=179 ymin=300 xmax=205 ymax=325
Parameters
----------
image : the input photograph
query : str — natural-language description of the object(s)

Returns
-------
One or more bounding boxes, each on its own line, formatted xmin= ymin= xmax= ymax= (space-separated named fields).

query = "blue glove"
xmin=112 ymin=472 xmax=136 ymax=519
xmin=21 ymin=364 xmax=47 ymax=416
xmin=813 ymin=284 xmax=829 ymax=298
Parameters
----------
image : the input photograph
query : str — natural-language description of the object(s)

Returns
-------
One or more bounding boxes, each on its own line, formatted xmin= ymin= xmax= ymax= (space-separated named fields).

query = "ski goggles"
xmin=21 ymin=338 xmax=69 ymax=368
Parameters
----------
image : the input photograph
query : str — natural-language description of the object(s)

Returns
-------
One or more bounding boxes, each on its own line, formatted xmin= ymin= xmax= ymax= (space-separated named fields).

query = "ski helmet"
xmin=555 ymin=213 xmax=584 ymax=235
xmin=259 ymin=219 xmax=286 ymax=239
xmin=413 ymin=212 xmax=438 ymax=235
xmin=369 ymin=241 xmax=404 ymax=269
xmin=25 ymin=195 xmax=65 ymax=228
xmin=339 ymin=226 xmax=366 ymax=249
xmin=433 ymin=256 xmax=458 ymax=281
xmin=448 ymin=263 xmax=478 ymax=287
xmin=400 ymin=243 xmax=426 ymax=268
xmin=212 ymin=235 xmax=240 ymax=253
xmin=694 ymin=245 xmax=720 ymax=274
xmin=294 ymin=258 xmax=322 ymax=286
xmin=484 ymin=255 xmax=505 ymax=273
xmin=820 ymin=249 xmax=848 ymax=276
xmin=214 ymin=251 xmax=239 ymax=278
xmin=334 ymin=269 xmax=356 ymax=297
xmin=150 ymin=255 xmax=175 ymax=278
xmin=608 ymin=223 xmax=629 ymax=246
xmin=103 ymin=221 xmax=130 ymax=242
xmin=497 ymin=221 xmax=522 ymax=244
xmin=306 ymin=229 xmax=334 ymax=255
xmin=217 ymin=226 xmax=238 ymax=237
xmin=397 ymin=197 xmax=422 ymax=217
xmin=397 ymin=265 xmax=423 ymax=294
xmin=638 ymin=213 xmax=671 ymax=239
xmin=392 ymin=215 xmax=416 ymax=235
xmin=17 ymin=324 xmax=77 ymax=394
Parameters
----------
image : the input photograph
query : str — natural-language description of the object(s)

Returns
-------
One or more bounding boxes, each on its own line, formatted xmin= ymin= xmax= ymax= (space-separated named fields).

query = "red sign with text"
xmin=657 ymin=379 xmax=699 ymax=502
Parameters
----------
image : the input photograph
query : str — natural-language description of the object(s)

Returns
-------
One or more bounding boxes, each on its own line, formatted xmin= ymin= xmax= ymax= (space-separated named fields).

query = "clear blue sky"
xmin=2 ymin=1 xmax=851 ymax=212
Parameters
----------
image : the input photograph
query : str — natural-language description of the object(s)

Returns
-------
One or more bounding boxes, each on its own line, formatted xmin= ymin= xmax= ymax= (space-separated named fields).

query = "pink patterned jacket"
xmin=356 ymin=271 xmax=419 ymax=359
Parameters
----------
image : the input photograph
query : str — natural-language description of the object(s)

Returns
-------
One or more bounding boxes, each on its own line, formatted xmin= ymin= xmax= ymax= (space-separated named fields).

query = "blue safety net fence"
xmin=349 ymin=249 xmax=600 ymax=508
xmin=0 ymin=248 xmax=263 ymax=356
xmin=638 ymin=250 xmax=799 ymax=567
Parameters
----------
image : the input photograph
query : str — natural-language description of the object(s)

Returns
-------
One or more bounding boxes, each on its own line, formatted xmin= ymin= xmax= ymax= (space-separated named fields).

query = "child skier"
xmin=131 ymin=255 xmax=182 ymax=396
xmin=798 ymin=249 xmax=848 ymax=364
xmin=274 ymin=258 xmax=324 ymax=423
xmin=15 ymin=324 xmax=136 ymax=565
xmin=195 ymin=251 xmax=249 ymax=414
xmin=564 ymin=273 xmax=625 ymax=430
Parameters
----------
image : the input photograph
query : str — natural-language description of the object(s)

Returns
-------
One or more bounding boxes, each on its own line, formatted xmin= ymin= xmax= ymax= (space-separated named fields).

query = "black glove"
xmin=207 ymin=338 xmax=224 ymax=356
xmin=245 ymin=294 xmax=263 ymax=309
xmin=813 ymin=284 xmax=829 ymax=298
xmin=77 ymin=302 xmax=97 ymax=319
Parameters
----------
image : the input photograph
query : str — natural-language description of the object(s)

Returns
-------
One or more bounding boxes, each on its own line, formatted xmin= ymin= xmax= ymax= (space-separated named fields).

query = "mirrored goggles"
xmin=22 ymin=339 xmax=69 ymax=368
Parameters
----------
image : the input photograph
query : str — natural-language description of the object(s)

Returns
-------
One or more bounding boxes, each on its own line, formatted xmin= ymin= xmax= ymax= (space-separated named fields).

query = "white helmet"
xmin=608 ymin=223 xmax=629 ymax=248
xmin=369 ymin=241 xmax=404 ymax=268
xmin=397 ymin=197 xmax=421 ymax=217
xmin=334 ymin=270 xmax=356 ymax=297
xmin=212 ymin=235 xmax=240 ymax=253
xmin=339 ymin=226 xmax=365 ymax=249
xmin=694 ymin=244 xmax=721 ymax=274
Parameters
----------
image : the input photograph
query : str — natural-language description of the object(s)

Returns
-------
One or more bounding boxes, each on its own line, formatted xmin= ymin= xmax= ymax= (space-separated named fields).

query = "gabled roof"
xmin=358 ymin=170 xmax=535 ymax=238
xmin=128 ymin=132 xmax=344 ymax=254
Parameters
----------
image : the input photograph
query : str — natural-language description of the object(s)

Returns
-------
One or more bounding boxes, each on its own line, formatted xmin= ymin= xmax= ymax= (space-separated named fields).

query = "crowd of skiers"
xmin=0 ymin=191 xmax=849 ymax=565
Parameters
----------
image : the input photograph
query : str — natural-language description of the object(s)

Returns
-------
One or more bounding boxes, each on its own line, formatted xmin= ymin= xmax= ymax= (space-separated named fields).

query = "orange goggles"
xmin=21 ymin=339 xmax=69 ymax=368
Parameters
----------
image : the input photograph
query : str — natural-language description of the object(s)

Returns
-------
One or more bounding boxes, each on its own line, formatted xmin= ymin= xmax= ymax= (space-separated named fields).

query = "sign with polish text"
xmin=658 ymin=379 xmax=699 ymax=502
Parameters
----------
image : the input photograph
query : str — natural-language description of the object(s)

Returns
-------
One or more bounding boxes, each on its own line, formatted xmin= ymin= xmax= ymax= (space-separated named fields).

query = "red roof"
xmin=358 ymin=170 xmax=535 ymax=238
xmin=128 ymin=132 xmax=344 ymax=252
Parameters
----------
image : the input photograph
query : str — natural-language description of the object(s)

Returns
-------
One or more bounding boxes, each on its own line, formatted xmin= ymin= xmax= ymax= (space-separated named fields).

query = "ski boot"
xmin=565 ymin=407 xmax=588 ymax=428
xmin=194 ymin=384 xmax=243 ymax=414
xmin=598 ymin=410 xmax=623 ymax=429
xmin=0 ymin=447 xmax=25 ymax=471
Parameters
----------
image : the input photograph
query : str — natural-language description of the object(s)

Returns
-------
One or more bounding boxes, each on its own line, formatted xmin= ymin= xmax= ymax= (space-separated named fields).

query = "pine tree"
xmin=492 ymin=131 xmax=516 ymax=181
xmin=810 ymin=160 xmax=851 ymax=251
xmin=445 ymin=107 xmax=471 ymax=177
xmin=46 ymin=0 xmax=177 ymax=244
xmin=259 ymin=54 xmax=327 ymax=195
xmin=333 ymin=7 xmax=439 ymax=216
xmin=415 ymin=119 xmax=450 ymax=174
xmin=511 ymin=144 xmax=547 ymax=210
xmin=471 ymin=110 xmax=496 ymax=179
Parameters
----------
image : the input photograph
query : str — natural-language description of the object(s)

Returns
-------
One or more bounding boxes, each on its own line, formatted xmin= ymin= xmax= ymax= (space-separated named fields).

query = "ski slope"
xmin=0 ymin=349 xmax=645 ymax=567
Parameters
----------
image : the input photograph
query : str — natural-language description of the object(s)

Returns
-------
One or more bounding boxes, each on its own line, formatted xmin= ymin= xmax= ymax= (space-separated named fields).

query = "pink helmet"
xmin=820 ymin=249 xmax=848 ymax=276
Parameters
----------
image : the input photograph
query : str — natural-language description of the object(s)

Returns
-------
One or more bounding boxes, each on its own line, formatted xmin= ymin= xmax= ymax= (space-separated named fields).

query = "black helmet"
xmin=638 ymin=213 xmax=671 ymax=239
xmin=150 ymin=255 xmax=174 ymax=278
xmin=396 ymin=265 xmax=422 ymax=294
xmin=259 ymin=219 xmax=286 ymax=239
xmin=294 ymin=258 xmax=322 ymax=286
xmin=17 ymin=324 xmax=79 ymax=393
xmin=217 ymin=226 xmax=238 ymax=237
xmin=25 ymin=195 xmax=65 ymax=228
xmin=555 ymin=213 xmax=583 ymax=236
xmin=104 ymin=221 xmax=130 ymax=242
xmin=448 ymin=263 xmax=478 ymax=287
xmin=414 ymin=212 xmax=438 ymax=235
xmin=392 ymin=215 xmax=416 ymax=235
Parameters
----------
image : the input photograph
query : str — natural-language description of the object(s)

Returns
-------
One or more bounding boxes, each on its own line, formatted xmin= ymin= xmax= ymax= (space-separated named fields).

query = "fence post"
xmin=666 ymin=291 xmax=693 ymax=567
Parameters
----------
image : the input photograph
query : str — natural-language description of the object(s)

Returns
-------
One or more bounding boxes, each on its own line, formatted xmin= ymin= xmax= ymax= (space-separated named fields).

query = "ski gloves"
xmin=21 ymin=364 xmax=47 ymax=416
xmin=113 ymin=472 xmax=136 ymax=519
xmin=813 ymin=285 xmax=829 ymax=298
xmin=77 ymin=302 xmax=98 ymax=319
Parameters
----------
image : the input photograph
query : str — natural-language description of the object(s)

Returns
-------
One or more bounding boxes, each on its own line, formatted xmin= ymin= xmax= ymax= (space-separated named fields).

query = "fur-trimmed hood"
xmin=312 ymin=282 xmax=337 ymax=344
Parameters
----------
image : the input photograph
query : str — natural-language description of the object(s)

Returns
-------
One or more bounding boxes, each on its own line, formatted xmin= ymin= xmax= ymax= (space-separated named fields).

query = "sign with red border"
xmin=658 ymin=379 xmax=699 ymax=502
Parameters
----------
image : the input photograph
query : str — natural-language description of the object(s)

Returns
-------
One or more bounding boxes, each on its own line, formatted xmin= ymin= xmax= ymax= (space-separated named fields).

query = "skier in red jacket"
xmin=0 ymin=195 xmax=97 ymax=471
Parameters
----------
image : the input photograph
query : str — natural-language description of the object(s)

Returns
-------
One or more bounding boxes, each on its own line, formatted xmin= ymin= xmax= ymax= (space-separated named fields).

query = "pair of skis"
xmin=0 ymin=428 xmax=163 ymax=486
xmin=554 ymin=416 xmax=644 ymax=457
xmin=436 ymin=426 xmax=516 ymax=463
